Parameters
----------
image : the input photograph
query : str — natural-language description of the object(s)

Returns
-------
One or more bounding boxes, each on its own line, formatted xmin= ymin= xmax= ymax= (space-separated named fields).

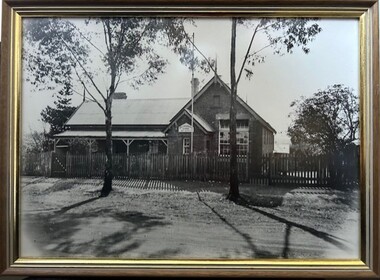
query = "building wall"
xmin=189 ymin=80 xmax=272 ymax=158
xmin=249 ymin=120 xmax=263 ymax=157
xmin=262 ymin=127 xmax=275 ymax=155
xmin=61 ymin=79 xmax=275 ymax=157
xmin=167 ymin=114 xmax=211 ymax=155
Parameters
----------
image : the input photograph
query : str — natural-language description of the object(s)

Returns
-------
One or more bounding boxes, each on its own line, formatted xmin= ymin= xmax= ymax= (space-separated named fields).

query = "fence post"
xmin=246 ymin=154 xmax=249 ymax=182
xmin=51 ymin=152 xmax=55 ymax=177
xmin=88 ymin=151 xmax=92 ymax=178
xmin=268 ymin=153 xmax=272 ymax=185
xmin=65 ymin=152 xmax=68 ymax=178
xmin=318 ymin=156 xmax=321 ymax=186
xmin=127 ymin=154 xmax=130 ymax=178
xmin=48 ymin=151 xmax=53 ymax=177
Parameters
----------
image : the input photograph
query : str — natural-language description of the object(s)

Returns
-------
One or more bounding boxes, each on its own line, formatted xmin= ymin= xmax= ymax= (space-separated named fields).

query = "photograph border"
xmin=1 ymin=0 xmax=379 ymax=277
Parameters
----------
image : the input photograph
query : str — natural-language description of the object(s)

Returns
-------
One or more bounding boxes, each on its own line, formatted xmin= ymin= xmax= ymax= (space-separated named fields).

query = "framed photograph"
xmin=1 ymin=0 xmax=379 ymax=277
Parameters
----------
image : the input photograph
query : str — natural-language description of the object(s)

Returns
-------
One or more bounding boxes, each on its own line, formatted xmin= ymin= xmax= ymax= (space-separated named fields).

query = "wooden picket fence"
xmin=22 ymin=152 xmax=52 ymax=177
xmin=64 ymin=153 xmax=249 ymax=182
xmin=260 ymin=154 xmax=330 ymax=186
xmin=21 ymin=151 xmax=359 ymax=187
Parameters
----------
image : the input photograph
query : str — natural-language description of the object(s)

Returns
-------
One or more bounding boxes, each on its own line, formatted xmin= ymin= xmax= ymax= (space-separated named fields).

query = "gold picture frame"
xmin=1 ymin=0 xmax=379 ymax=277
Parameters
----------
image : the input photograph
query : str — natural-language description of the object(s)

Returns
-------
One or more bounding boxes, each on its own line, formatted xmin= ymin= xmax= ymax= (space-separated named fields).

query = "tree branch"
xmin=249 ymin=43 xmax=273 ymax=56
xmin=71 ymin=64 xmax=106 ymax=113
xmin=127 ymin=21 xmax=151 ymax=50
xmin=255 ymin=21 xmax=280 ymax=33
xmin=71 ymin=87 xmax=100 ymax=104
xmin=66 ymin=21 xmax=106 ymax=56
xmin=104 ymin=20 xmax=117 ymax=99
xmin=102 ymin=21 xmax=110 ymax=53
xmin=116 ymin=66 xmax=156 ymax=86
xmin=60 ymin=38 xmax=107 ymax=103
xmin=184 ymin=32 xmax=216 ymax=76
xmin=81 ymin=82 xmax=106 ymax=113
xmin=236 ymin=24 xmax=260 ymax=85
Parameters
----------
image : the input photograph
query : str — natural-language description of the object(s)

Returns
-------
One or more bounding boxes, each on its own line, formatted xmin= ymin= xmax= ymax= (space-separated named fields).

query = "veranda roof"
xmin=55 ymin=130 xmax=166 ymax=139
xmin=66 ymin=98 xmax=189 ymax=126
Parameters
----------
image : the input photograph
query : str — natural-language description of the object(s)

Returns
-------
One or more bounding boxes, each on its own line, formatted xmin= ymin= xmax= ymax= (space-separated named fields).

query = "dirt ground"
xmin=19 ymin=176 xmax=360 ymax=259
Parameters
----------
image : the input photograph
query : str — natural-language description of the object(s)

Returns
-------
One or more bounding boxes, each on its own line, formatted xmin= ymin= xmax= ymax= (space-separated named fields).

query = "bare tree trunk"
xmin=100 ymin=43 xmax=116 ymax=197
xmin=227 ymin=18 xmax=240 ymax=201
xmin=100 ymin=99 xmax=113 ymax=197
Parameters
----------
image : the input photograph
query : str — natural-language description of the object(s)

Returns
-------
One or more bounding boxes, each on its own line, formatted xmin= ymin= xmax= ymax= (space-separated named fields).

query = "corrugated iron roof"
xmin=66 ymin=98 xmax=189 ymax=126
xmin=55 ymin=130 xmax=166 ymax=138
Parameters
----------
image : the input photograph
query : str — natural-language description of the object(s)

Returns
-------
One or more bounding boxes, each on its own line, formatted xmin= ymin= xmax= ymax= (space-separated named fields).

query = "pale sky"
xmin=20 ymin=17 xmax=359 ymax=150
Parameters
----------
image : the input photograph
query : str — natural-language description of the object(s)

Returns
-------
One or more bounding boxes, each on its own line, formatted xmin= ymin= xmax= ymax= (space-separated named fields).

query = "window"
xmin=219 ymin=120 xmax=249 ymax=130
xmin=219 ymin=120 xmax=249 ymax=156
xmin=237 ymin=119 xmax=249 ymax=129
xmin=183 ymin=138 xmax=190 ymax=155
xmin=237 ymin=131 xmax=249 ymax=155
xmin=220 ymin=120 xmax=229 ymax=129
xmin=219 ymin=131 xmax=230 ymax=155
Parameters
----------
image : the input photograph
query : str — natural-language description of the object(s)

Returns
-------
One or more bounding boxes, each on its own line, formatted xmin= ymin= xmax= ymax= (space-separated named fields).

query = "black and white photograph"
xmin=19 ymin=16 xmax=360 ymax=260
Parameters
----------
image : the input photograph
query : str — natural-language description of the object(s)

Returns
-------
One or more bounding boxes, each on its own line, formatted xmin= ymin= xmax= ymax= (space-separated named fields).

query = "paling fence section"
xmin=22 ymin=152 xmax=359 ymax=187
xmin=258 ymin=154 xmax=330 ymax=186
xmin=22 ymin=152 xmax=52 ymax=177
xmin=66 ymin=153 xmax=249 ymax=182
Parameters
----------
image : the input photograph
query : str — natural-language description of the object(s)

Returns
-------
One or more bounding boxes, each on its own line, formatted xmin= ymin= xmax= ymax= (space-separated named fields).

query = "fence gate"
xmin=51 ymin=152 xmax=67 ymax=177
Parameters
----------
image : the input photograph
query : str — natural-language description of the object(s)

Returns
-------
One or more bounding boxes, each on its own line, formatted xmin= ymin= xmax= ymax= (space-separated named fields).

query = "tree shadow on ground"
xmin=197 ymin=191 xmax=350 ymax=258
xmin=25 ymin=207 xmax=172 ymax=258
xmin=196 ymin=192 xmax=277 ymax=258
xmin=238 ymin=184 xmax=300 ymax=208
xmin=236 ymin=198 xmax=350 ymax=252
xmin=55 ymin=197 xmax=100 ymax=214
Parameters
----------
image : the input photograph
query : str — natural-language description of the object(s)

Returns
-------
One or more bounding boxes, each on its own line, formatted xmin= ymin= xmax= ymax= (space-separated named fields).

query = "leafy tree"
xmin=187 ymin=18 xmax=322 ymax=201
xmin=227 ymin=18 xmax=322 ymax=201
xmin=24 ymin=17 xmax=192 ymax=197
xmin=22 ymin=130 xmax=50 ymax=154
xmin=287 ymin=84 xmax=359 ymax=187
xmin=40 ymin=82 xmax=77 ymax=137
xmin=287 ymin=84 xmax=359 ymax=155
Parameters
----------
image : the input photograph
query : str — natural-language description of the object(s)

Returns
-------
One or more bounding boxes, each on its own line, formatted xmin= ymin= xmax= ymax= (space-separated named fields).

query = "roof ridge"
xmin=83 ymin=97 xmax=189 ymax=103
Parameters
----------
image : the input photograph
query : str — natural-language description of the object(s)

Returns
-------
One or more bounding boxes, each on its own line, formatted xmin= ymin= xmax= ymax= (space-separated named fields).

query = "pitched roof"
xmin=164 ymin=109 xmax=214 ymax=134
xmin=184 ymin=109 xmax=214 ymax=132
xmin=176 ymin=76 xmax=277 ymax=134
xmin=65 ymin=98 xmax=189 ymax=126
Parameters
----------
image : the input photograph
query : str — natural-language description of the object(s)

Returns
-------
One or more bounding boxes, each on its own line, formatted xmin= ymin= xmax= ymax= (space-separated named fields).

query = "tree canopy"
xmin=23 ymin=17 xmax=196 ymax=196
xmin=287 ymin=84 xmax=359 ymax=156
xmin=225 ymin=18 xmax=322 ymax=201
xmin=40 ymin=83 xmax=76 ymax=137
xmin=23 ymin=18 xmax=196 ymax=102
